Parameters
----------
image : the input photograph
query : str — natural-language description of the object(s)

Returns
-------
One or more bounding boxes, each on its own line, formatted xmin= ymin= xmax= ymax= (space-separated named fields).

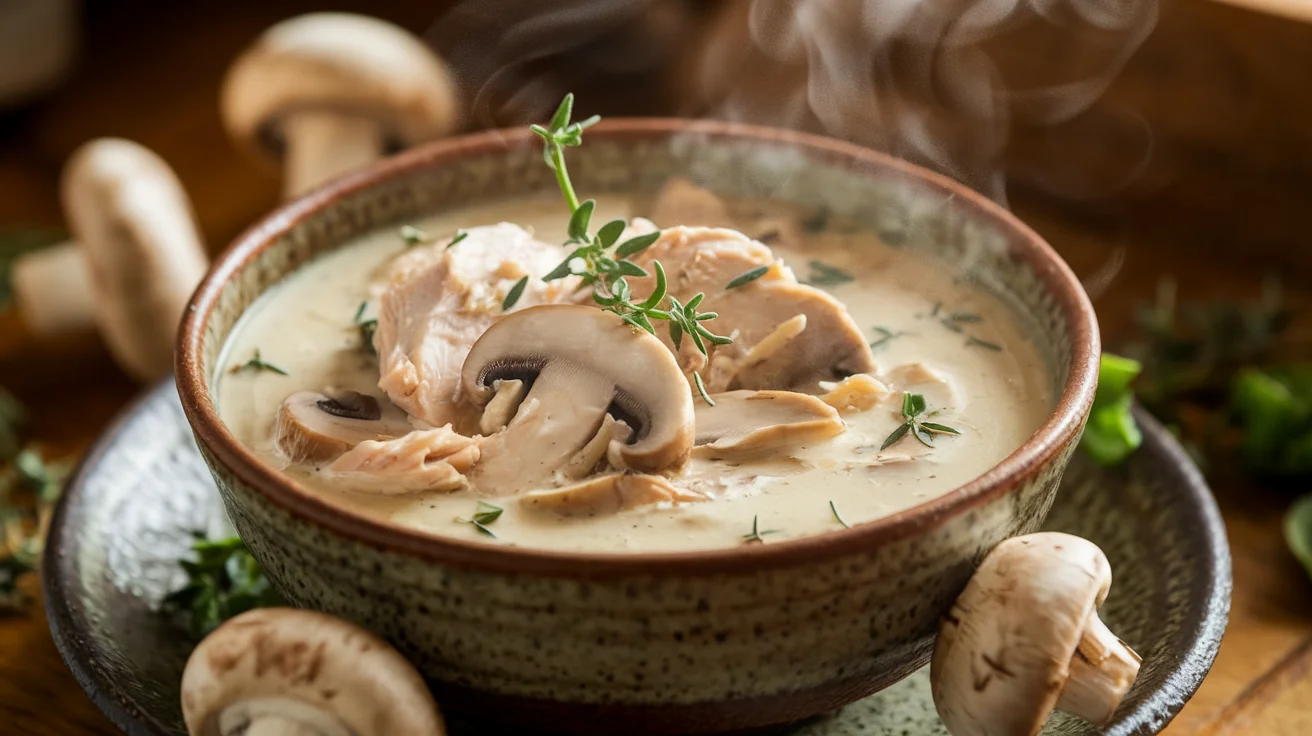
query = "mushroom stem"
xmin=10 ymin=241 xmax=95 ymax=337
xmin=282 ymin=111 xmax=383 ymax=197
xmin=1055 ymin=611 xmax=1143 ymax=726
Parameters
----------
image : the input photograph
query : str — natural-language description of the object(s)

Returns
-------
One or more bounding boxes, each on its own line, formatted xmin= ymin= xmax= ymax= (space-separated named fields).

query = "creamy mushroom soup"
xmin=217 ymin=188 xmax=1052 ymax=552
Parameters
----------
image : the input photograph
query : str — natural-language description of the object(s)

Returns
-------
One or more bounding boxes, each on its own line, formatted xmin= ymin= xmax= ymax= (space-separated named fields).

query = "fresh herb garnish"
xmin=400 ymin=225 xmax=429 ymax=247
xmin=231 ymin=348 xmax=288 ymax=376
xmin=869 ymin=327 xmax=909 ymax=351
xmin=965 ymin=336 xmax=1003 ymax=352
xmin=530 ymin=94 xmax=731 ymax=405
xmin=741 ymin=515 xmax=781 ymax=544
xmin=353 ymin=303 xmax=378 ymax=354
xmin=353 ymin=301 xmax=367 ymax=323
xmin=726 ymin=265 xmax=770 ymax=290
xmin=162 ymin=533 xmax=282 ymax=636
xmin=457 ymin=500 xmax=504 ymax=537
xmin=447 ymin=230 xmax=468 ymax=250
xmin=939 ymin=312 xmax=982 ymax=333
xmin=829 ymin=500 xmax=851 ymax=529
xmin=881 ymin=392 xmax=961 ymax=450
xmin=1081 ymin=354 xmax=1144 ymax=466
xmin=502 ymin=275 xmax=529 ymax=311
xmin=0 ymin=443 xmax=69 ymax=613
xmin=693 ymin=372 xmax=715 ymax=406
xmin=804 ymin=259 xmax=854 ymax=287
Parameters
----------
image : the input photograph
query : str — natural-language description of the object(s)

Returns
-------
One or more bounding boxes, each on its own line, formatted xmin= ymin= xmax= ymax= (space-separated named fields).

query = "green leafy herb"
xmin=353 ymin=301 xmax=367 ymax=323
xmin=693 ymin=372 xmax=715 ymax=406
xmin=0 ymin=443 xmax=69 ymax=613
xmin=869 ymin=327 xmax=908 ymax=351
xmin=457 ymin=500 xmax=504 ymax=537
xmin=726 ymin=265 xmax=770 ymax=290
xmin=1080 ymin=354 xmax=1144 ymax=466
xmin=881 ymin=392 xmax=961 ymax=450
xmin=741 ymin=515 xmax=781 ymax=544
xmin=400 ymin=225 xmax=429 ymax=247
xmin=231 ymin=348 xmax=288 ymax=376
xmin=829 ymin=500 xmax=851 ymax=529
xmin=502 ymin=275 xmax=529 ymax=311
xmin=353 ymin=303 xmax=378 ymax=355
xmin=447 ymin=230 xmax=468 ymax=250
xmin=965 ymin=336 xmax=1003 ymax=352
xmin=1285 ymin=494 xmax=1312 ymax=582
xmin=804 ymin=259 xmax=854 ymax=287
xmin=163 ymin=534 xmax=281 ymax=636
xmin=1230 ymin=366 xmax=1312 ymax=477
xmin=530 ymin=94 xmax=731 ymax=406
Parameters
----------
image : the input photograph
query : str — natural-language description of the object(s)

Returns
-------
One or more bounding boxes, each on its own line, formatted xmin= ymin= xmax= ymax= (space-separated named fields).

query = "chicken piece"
xmin=322 ymin=426 xmax=481 ymax=495
xmin=373 ymin=223 xmax=578 ymax=429
xmin=820 ymin=374 xmax=890 ymax=413
xmin=519 ymin=472 xmax=706 ymax=517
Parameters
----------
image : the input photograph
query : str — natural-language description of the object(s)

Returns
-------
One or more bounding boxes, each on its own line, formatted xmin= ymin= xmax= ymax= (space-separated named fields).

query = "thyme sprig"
xmin=457 ymin=500 xmax=504 ymax=537
xmin=869 ymin=326 xmax=909 ymax=351
xmin=829 ymin=500 xmax=851 ymax=529
xmin=531 ymin=95 xmax=731 ymax=403
xmin=231 ymin=348 xmax=288 ymax=376
xmin=163 ymin=533 xmax=282 ymax=636
xmin=881 ymin=393 xmax=962 ymax=450
xmin=354 ymin=302 xmax=378 ymax=355
xmin=741 ymin=515 xmax=781 ymax=544
xmin=804 ymin=259 xmax=854 ymax=287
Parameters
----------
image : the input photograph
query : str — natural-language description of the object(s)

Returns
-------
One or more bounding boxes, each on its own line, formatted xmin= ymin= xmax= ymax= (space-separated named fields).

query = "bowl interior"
xmin=183 ymin=119 xmax=1097 ymax=567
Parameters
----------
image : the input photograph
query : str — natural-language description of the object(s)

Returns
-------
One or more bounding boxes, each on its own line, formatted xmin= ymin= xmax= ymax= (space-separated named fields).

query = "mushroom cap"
xmin=930 ymin=532 xmax=1116 ymax=736
xmin=221 ymin=13 xmax=459 ymax=169
xmin=695 ymin=390 xmax=844 ymax=458
xmin=181 ymin=607 xmax=445 ymax=736
xmin=274 ymin=390 xmax=414 ymax=464
xmin=60 ymin=137 xmax=208 ymax=382
xmin=461 ymin=304 xmax=695 ymax=473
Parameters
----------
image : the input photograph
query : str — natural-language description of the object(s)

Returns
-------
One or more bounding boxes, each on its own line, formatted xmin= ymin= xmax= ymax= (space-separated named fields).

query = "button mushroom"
xmin=274 ymin=390 xmax=413 ymax=464
xmin=931 ymin=532 xmax=1142 ymax=736
xmin=520 ymin=472 xmax=705 ymax=518
xmin=461 ymin=304 xmax=695 ymax=493
xmin=694 ymin=390 xmax=844 ymax=459
xmin=10 ymin=138 xmax=208 ymax=382
xmin=222 ymin=13 xmax=459 ymax=198
xmin=181 ymin=607 xmax=446 ymax=736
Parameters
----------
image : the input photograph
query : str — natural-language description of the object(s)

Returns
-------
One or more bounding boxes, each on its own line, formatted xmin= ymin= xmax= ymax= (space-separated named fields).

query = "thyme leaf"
xmin=457 ymin=500 xmax=504 ymax=537
xmin=741 ymin=515 xmax=781 ymax=544
xmin=966 ymin=336 xmax=1003 ymax=352
xmin=446 ymin=230 xmax=468 ymax=250
xmin=502 ymin=276 xmax=529 ymax=311
xmin=400 ymin=225 xmax=429 ymax=247
xmin=829 ymin=500 xmax=851 ymax=529
xmin=869 ymin=326 xmax=909 ymax=351
xmin=232 ymin=348 xmax=288 ymax=376
xmin=693 ymin=371 xmax=715 ymax=406
xmin=880 ymin=393 xmax=961 ymax=451
xmin=804 ymin=259 xmax=854 ymax=287
xmin=726 ymin=265 xmax=770 ymax=290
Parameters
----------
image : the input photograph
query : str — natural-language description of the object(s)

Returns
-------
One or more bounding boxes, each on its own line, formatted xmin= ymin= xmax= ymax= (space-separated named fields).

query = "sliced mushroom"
xmin=694 ymin=390 xmax=844 ymax=458
xmin=520 ymin=472 xmax=705 ymax=517
xmin=323 ymin=426 xmax=480 ymax=495
xmin=931 ymin=532 xmax=1142 ymax=736
xmin=564 ymin=415 xmax=634 ymax=480
xmin=274 ymin=390 xmax=413 ymax=464
xmin=11 ymin=138 xmax=208 ymax=382
xmin=820 ymin=374 xmax=890 ymax=413
xmin=478 ymin=378 xmax=526 ymax=435
xmin=181 ymin=607 xmax=446 ymax=736
xmin=222 ymin=13 xmax=459 ymax=197
xmin=461 ymin=305 xmax=694 ymax=493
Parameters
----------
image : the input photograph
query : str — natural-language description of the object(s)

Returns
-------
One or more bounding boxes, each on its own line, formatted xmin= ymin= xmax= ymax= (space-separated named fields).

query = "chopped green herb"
xmin=446 ymin=230 xmax=468 ymax=250
xmin=804 ymin=259 xmax=854 ymax=287
xmin=231 ymin=348 xmax=288 ymax=376
xmin=1079 ymin=354 xmax=1143 ymax=466
xmin=457 ymin=500 xmax=504 ymax=538
xmin=0 ymin=442 xmax=69 ymax=613
xmin=726 ymin=265 xmax=771 ymax=290
xmin=353 ymin=301 xmax=367 ymax=323
xmin=400 ymin=225 xmax=428 ymax=246
xmin=829 ymin=500 xmax=851 ymax=529
xmin=502 ymin=276 xmax=529 ymax=311
xmin=881 ymin=392 xmax=961 ymax=451
xmin=693 ymin=371 xmax=715 ymax=406
xmin=741 ymin=515 xmax=781 ymax=544
xmin=163 ymin=534 xmax=282 ymax=636
xmin=869 ymin=327 xmax=909 ymax=351
xmin=353 ymin=302 xmax=378 ymax=354
xmin=965 ymin=336 xmax=1003 ymax=352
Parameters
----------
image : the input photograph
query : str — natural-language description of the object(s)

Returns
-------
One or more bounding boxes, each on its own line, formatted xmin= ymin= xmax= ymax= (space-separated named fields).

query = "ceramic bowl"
xmin=175 ymin=120 xmax=1100 ymax=734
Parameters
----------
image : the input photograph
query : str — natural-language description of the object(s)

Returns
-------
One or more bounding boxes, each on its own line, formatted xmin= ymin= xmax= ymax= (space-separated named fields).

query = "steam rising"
xmin=431 ymin=0 xmax=1158 ymax=203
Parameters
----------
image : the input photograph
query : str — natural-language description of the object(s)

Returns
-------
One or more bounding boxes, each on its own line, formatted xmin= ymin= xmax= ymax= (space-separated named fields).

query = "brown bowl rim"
xmin=176 ymin=118 xmax=1100 ymax=578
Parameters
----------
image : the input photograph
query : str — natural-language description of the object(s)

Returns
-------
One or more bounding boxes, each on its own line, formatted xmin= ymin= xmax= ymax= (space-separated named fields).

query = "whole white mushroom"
xmin=181 ymin=607 xmax=446 ymax=736
xmin=931 ymin=532 xmax=1142 ymax=736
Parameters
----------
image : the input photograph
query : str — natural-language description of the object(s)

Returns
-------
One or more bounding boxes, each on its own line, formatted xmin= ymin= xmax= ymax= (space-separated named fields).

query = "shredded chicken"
xmin=372 ymin=223 xmax=578 ymax=429
xmin=322 ymin=426 xmax=481 ymax=495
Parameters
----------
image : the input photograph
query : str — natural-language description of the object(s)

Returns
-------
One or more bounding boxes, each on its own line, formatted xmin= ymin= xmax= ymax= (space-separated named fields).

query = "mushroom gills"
xmin=274 ymin=390 xmax=413 ymax=464
xmin=520 ymin=472 xmax=705 ymax=517
xmin=694 ymin=390 xmax=844 ymax=459
xmin=217 ymin=697 xmax=354 ymax=736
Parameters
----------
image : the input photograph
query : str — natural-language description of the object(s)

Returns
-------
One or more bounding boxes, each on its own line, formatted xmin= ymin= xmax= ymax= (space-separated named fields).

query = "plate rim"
xmin=42 ymin=380 xmax=1231 ymax=736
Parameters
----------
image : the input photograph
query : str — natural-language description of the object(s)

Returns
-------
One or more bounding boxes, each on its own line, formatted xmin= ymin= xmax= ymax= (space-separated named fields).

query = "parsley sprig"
xmin=531 ymin=95 xmax=731 ymax=403
xmin=881 ymin=393 xmax=962 ymax=450
xmin=163 ymin=534 xmax=281 ymax=636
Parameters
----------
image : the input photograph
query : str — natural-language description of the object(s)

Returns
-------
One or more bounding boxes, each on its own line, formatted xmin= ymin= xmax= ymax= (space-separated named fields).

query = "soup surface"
xmin=217 ymin=189 xmax=1052 ymax=552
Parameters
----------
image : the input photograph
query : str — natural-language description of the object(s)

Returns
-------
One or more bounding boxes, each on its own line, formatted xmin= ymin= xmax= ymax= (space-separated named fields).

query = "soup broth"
xmin=217 ymin=192 xmax=1052 ymax=552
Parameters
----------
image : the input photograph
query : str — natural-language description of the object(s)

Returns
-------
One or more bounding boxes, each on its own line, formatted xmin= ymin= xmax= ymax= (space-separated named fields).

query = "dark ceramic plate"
xmin=43 ymin=380 xmax=1230 ymax=736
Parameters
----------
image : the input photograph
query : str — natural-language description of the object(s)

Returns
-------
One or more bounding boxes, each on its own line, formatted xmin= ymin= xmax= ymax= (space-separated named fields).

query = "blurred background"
xmin=1 ymin=0 xmax=1311 ymax=733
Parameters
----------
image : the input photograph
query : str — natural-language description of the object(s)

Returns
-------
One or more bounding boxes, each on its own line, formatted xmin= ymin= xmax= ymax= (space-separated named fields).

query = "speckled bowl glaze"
xmin=175 ymin=120 xmax=1100 ymax=734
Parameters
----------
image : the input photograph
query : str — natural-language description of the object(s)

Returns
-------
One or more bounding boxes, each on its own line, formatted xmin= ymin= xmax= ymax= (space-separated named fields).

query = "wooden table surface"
xmin=2 ymin=1 xmax=1311 ymax=734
